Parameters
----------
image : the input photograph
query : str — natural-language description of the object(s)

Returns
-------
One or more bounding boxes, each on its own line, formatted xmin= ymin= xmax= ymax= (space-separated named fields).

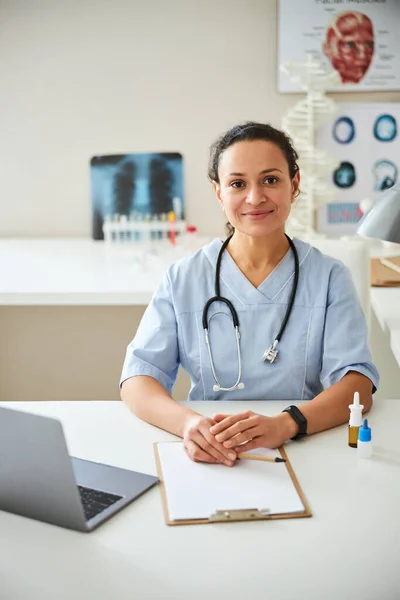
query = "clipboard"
xmin=371 ymin=256 xmax=400 ymax=287
xmin=154 ymin=442 xmax=312 ymax=525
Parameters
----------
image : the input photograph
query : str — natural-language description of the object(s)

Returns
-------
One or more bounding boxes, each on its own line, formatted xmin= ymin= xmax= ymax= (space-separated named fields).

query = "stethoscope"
xmin=203 ymin=234 xmax=299 ymax=392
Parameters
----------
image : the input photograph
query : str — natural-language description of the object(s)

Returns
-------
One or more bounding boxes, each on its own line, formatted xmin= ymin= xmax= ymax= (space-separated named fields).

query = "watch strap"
xmin=282 ymin=405 xmax=307 ymax=440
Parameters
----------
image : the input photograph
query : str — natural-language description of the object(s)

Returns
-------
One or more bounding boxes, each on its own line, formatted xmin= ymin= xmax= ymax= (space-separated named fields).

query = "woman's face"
xmin=214 ymin=140 xmax=299 ymax=237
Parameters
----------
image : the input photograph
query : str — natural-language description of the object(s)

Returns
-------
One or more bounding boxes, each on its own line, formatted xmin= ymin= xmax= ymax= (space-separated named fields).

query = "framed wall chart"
xmin=278 ymin=0 xmax=400 ymax=93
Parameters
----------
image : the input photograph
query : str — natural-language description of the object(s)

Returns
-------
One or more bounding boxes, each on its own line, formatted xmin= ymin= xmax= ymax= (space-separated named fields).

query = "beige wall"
xmin=0 ymin=306 xmax=190 ymax=401
xmin=0 ymin=0 xmax=399 ymax=239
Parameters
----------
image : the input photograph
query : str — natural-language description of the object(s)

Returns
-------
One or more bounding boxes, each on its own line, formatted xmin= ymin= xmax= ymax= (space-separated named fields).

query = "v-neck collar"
xmin=203 ymin=237 xmax=311 ymax=305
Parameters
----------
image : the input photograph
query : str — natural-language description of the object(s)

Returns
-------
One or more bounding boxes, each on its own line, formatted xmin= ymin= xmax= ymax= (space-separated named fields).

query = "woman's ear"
xmin=291 ymin=171 xmax=300 ymax=204
xmin=213 ymin=181 xmax=223 ymax=207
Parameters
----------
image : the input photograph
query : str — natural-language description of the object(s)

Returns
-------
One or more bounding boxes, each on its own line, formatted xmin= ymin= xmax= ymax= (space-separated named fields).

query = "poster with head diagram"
xmin=278 ymin=0 xmax=400 ymax=92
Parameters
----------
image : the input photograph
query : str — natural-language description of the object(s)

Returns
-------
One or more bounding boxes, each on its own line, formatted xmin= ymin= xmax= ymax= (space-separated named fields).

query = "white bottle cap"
xmin=349 ymin=391 xmax=364 ymax=427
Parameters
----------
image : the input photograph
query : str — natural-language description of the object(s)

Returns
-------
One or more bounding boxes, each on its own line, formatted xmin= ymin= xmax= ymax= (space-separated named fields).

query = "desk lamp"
xmin=357 ymin=181 xmax=400 ymax=243
xmin=357 ymin=182 xmax=400 ymax=275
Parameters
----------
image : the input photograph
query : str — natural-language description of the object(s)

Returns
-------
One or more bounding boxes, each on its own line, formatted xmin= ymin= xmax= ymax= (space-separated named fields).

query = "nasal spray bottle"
xmin=348 ymin=391 xmax=363 ymax=448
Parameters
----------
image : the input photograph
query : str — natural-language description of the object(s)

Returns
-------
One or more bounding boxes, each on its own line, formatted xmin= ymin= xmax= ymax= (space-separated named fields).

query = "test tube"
xmin=113 ymin=213 xmax=120 ymax=243
xmin=103 ymin=214 xmax=112 ymax=243
xmin=120 ymin=215 xmax=128 ymax=243
xmin=151 ymin=214 xmax=159 ymax=240
xmin=168 ymin=211 xmax=176 ymax=247
xmin=136 ymin=213 xmax=143 ymax=241
xmin=144 ymin=213 xmax=152 ymax=245
xmin=160 ymin=213 xmax=168 ymax=240
xmin=172 ymin=197 xmax=183 ymax=221
xmin=129 ymin=212 xmax=137 ymax=242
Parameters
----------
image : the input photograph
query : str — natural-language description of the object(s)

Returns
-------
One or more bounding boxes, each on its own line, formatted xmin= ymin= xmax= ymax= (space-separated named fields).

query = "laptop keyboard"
xmin=77 ymin=485 xmax=123 ymax=521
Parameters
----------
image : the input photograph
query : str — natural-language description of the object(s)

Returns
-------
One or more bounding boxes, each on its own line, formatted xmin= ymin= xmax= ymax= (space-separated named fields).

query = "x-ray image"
xmin=373 ymin=160 xmax=398 ymax=191
xmin=373 ymin=114 xmax=397 ymax=142
xmin=333 ymin=117 xmax=356 ymax=144
xmin=90 ymin=152 xmax=183 ymax=240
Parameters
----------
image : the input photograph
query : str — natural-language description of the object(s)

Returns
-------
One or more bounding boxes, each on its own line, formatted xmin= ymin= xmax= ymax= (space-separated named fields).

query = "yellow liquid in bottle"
xmin=348 ymin=425 xmax=359 ymax=448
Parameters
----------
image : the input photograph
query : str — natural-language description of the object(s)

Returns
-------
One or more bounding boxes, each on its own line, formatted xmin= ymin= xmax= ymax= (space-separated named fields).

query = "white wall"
xmin=1 ymin=0 xmax=399 ymax=238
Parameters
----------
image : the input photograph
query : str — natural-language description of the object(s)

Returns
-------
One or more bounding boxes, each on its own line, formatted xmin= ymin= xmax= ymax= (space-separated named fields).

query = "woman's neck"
xmin=227 ymin=229 xmax=290 ymax=272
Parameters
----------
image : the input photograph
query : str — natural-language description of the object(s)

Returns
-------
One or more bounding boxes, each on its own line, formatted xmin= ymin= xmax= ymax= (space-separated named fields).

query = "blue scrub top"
xmin=120 ymin=238 xmax=379 ymax=401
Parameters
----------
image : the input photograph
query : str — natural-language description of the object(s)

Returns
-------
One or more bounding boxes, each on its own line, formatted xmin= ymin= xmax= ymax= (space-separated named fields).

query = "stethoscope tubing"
xmin=202 ymin=234 xmax=299 ymax=392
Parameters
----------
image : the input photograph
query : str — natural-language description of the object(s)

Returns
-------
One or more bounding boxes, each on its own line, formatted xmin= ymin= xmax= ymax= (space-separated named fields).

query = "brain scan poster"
xmin=278 ymin=0 xmax=400 ymax=92
xmin=316 ymin=102 xmax=400 ymax=235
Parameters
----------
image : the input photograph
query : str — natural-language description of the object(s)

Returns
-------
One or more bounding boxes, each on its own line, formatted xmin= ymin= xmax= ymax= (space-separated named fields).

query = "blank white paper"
xmin=157 ymin=442 xmax=305 ymax=521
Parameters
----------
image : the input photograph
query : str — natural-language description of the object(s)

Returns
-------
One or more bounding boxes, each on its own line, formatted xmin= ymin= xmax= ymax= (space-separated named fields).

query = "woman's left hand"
xmin=209 ymin=410 xmax=297 ymax=452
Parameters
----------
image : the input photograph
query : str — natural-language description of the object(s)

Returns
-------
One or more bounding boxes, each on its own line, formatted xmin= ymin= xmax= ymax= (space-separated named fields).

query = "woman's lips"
xmin=243 ymin=210 xmax=274 ymax=220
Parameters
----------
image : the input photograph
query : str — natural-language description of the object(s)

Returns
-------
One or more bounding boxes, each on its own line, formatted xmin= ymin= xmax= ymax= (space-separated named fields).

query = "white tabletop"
xmin=1 ymin=399 xmax=399 ymax=600
xmin=0 ymin=238 xmax=200 ymax=306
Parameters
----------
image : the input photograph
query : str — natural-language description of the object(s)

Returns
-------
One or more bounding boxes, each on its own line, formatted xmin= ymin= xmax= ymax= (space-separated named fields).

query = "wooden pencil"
xmin=238 ymin=452 xmax=286 ymax=463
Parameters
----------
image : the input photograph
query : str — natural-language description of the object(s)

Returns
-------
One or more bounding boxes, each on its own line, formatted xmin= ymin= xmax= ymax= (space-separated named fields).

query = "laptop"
xmin=0 ymin=406 xmax=158 ymax=532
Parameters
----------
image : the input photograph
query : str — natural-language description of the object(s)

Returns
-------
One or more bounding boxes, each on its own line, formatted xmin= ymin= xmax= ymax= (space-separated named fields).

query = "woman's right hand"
xmin=183 ymin=414 xmax=237 ymax=466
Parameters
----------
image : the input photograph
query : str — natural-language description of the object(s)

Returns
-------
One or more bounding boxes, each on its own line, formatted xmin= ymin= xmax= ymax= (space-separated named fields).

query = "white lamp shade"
xmin=357 ymin=182 xmax=400 ymax=243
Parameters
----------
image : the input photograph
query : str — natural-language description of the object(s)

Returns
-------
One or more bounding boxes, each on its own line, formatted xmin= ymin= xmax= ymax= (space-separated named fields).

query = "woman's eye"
xmin=264 ymin=176 xmax=278 ymax=185
xmin=230 ymin=181 xmax=244 ymax=189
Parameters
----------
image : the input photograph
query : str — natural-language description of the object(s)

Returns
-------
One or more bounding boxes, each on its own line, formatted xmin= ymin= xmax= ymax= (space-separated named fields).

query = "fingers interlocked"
xmin=183 ymin=416 xmax=237 ymax=466
xmin=209 ymin=411 xmax=261 ymax=448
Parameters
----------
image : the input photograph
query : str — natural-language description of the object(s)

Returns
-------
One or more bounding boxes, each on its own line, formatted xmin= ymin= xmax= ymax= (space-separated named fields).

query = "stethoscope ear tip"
xmin=238 ymin=382 xmax=245 ymax=390
xmin=213 ymin=384 xmax=220 ymax=392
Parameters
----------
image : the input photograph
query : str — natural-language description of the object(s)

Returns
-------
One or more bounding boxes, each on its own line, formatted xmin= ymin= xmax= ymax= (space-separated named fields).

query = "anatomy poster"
xmin=316 ymin=102 xmax=399 ymax=236
xmin=278 ymin=0 xmax=400 ymax=92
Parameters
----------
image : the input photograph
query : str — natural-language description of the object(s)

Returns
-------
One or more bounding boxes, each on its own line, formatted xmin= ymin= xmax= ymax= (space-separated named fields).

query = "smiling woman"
xmin=207 ymin=123 xmax=301 ymax=286
xmin=120 ymin=121 xmax=379 ymax=467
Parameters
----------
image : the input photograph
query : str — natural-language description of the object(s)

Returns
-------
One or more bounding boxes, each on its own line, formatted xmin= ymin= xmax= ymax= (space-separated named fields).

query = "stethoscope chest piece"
xmin=263 ymin=340 xmax=279 ymax=363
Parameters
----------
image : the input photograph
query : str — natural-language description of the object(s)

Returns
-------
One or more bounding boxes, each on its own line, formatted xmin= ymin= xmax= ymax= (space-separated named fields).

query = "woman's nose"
xmin=246 ymin=185 xmax=266 ymax=204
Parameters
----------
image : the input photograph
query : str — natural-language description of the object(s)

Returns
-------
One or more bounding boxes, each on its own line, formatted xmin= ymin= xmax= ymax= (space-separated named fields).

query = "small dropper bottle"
xmin=357 ymin=419 xmax=372 ymax=458
xmin=348 ymin=391 xmax=363 ymax=448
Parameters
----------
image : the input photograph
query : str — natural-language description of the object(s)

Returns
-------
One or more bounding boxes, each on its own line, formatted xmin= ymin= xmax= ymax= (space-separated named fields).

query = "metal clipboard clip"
xmin=208 ymin=508 xmax=271 ymax=522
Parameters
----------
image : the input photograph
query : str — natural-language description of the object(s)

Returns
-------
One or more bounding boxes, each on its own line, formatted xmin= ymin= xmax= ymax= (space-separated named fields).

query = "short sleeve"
xmin=120 ymin=271 xmax=180 ymax=394
xmin=320 ymin=265 xmax=379 ymax=393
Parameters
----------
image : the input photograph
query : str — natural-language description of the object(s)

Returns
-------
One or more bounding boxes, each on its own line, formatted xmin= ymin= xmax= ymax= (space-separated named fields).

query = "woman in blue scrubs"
xmin=121 ymin=122 xmax=379 ymax=466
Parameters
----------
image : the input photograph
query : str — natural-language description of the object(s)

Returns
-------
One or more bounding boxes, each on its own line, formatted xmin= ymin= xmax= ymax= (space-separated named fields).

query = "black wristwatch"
xmin=282 ymin=405 xmax=307 ymax=440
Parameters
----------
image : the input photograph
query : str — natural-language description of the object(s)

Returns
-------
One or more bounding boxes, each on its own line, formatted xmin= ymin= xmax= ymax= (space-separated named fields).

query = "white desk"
xmin=0 ymin=237 xmax=210 ymax=306
xmin=0 ymin=236 xmax=382 ymax=309
xmin=1 ymin=400 xmax=399 ymax=600
xmin=0 ymin=238 xmax=168 ymax=305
